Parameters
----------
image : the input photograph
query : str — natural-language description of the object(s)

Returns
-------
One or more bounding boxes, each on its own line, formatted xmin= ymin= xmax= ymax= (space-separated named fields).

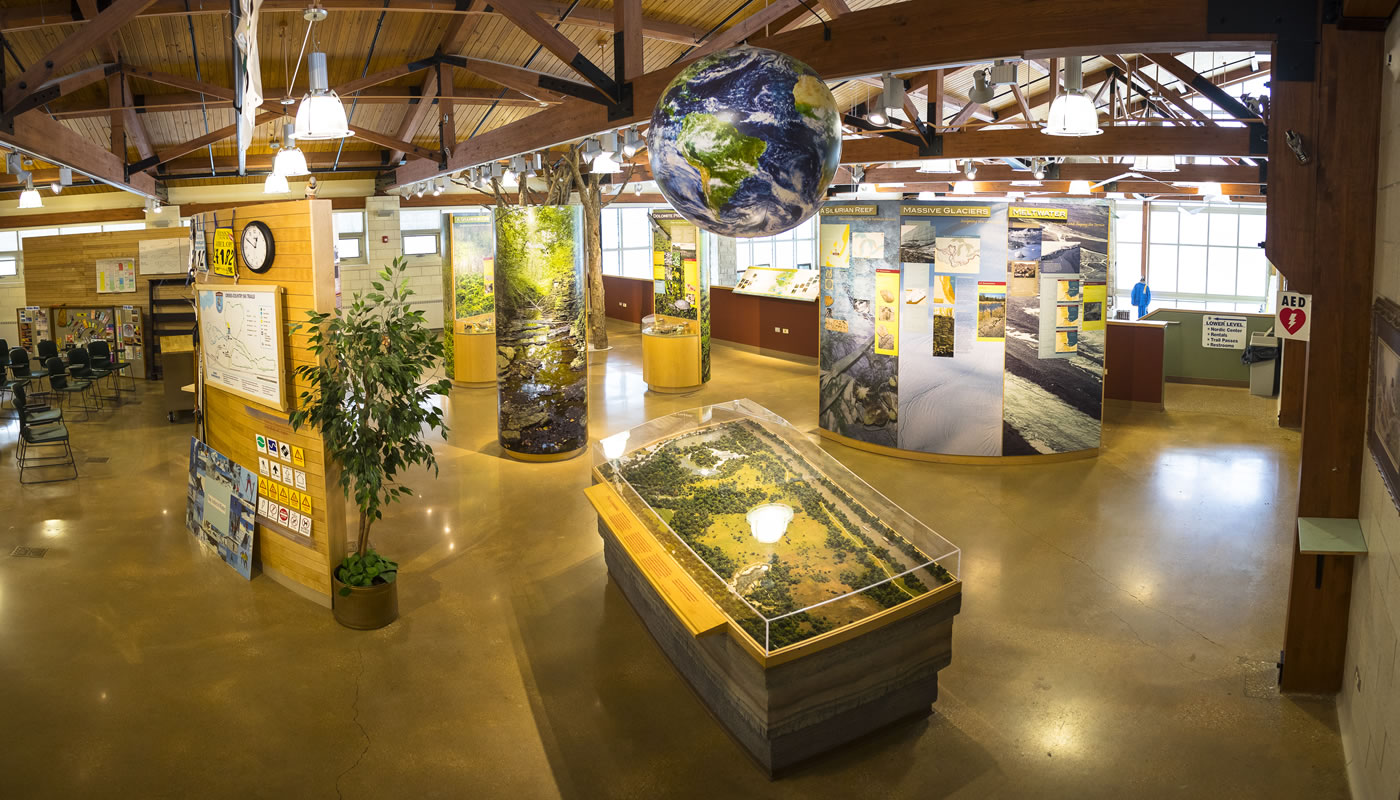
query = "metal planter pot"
xmin=331 ymin=572 xmax=399 ymax=630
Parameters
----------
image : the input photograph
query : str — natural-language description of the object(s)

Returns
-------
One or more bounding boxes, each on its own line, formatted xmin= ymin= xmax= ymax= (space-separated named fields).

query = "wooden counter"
xmin=452 ymin=330 xmax=496 ymax=387
xmin=1105 ymin=319 xmax=1167 ymax=407
xmin=641 ymin=328 xmax=702 ymax=392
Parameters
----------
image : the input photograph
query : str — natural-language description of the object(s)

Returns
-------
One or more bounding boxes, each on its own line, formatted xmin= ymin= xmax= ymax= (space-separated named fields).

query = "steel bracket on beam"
xmin=127 ymin=154 xmax=160 ymax=178
xmin=842 ymin=113 xmax=941 ymax=156
xmin=1207 ymin=0 xmax=1318 ymax=81
xmin=376 ymin=171 xmax=398 ymax=195
xmin=538 ymin=74 xmax=613 ymax=107
xmin=0 ymin=84 xmax=58 ymax=132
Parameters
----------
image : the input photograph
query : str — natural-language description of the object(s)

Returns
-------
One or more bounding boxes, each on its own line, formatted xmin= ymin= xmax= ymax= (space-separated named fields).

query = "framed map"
xmin=933 ymin=236 xmax=981 ymax=274
xmin=196 ymin=285 xmax=288 ymax=410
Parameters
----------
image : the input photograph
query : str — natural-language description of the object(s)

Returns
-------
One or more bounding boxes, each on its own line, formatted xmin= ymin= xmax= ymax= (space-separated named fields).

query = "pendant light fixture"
xmin=916 ymin=159 xmax=956 ymax=173
xmin=294 ymin=52 xmax=351 ymax=140
xmin=951 ymin=180 xmax=976 ymax=195
xmin=17 ymin=173 xmax=42 ymax=209
xmin=273 ymin=121 xmax=310 ymax=176
xmin=263 ymin=173 xmax=290 ymax=194
xmin=1130 ymin=154 xmax=1178 ymax=173
xmin=1043 ymin=57 xmax=1102 ymax=137
xmin=1068 ymin=179 xmax=1093 ymax=195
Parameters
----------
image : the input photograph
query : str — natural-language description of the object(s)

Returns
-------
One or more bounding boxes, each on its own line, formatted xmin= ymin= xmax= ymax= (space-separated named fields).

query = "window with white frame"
xmin=1116 ymin=200 xmax=1270 ymax=314
xmin=730 ymin=216 xmax=817 ymax=279
xmin=0 ymin=231 xmax=17 ymax=278
xmin=334 ymin=211 xmax=367 ymax=262
xmin=399 ymin=209 xmax=442 ymax=256
xmin=600 ymin=206 xmax=656 ymax=278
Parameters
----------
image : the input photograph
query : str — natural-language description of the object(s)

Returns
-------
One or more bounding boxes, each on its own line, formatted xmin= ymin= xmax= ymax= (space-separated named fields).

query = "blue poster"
xmin=186 ymin=437 xmax=257 ymax=579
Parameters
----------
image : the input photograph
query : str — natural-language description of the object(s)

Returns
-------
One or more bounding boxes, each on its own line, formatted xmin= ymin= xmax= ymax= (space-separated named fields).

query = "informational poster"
xmin=851 ymin=231 xmax=885 ymax=260
xmin=733 ymin=266 xmax=819 ymax=301
xmin=196 ymin=286 xmax=286 ymax=409
xmin=185 ymin=437 xmax=257 ymax=579
xmin=976 ymin=282 xmax=1006 ymax=342
xmin=874 ymin=268 xmax=901 ymax=355
xmin=1203 ymin=314 xmax=1248 ymax=349
xmin=254 ymin=428 xmax=314 ymax=540
xmin=819 ymin=223 xmax=851 ymax=269
xmin=96 ymin=258 xmax=137 ymax=293
xmin=139 ymin=237 xmax=191 ymax=274
xmin=210 ymin=227 xmax=237 ymax=277
xmin=1276 ymin=291 xmax=1312 ymax=341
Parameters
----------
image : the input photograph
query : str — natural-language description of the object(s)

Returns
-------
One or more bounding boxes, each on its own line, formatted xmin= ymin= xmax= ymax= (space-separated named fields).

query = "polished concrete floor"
xmin=0 ymin=321 xmax=1349 ymax=799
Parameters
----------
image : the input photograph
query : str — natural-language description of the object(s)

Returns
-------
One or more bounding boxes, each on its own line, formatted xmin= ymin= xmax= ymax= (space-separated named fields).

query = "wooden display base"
xmin=641 ymin=329 xmax=703 ymax=393
xmin=503 ymin=447 xmax=584 ymax=463
xmin=453 ymin=330 xmax=496 ymax=387
xmin=819 ymin=429 xmax=1099 ymax=465
xmin=587 ymin=481 xmax=961 ymax=776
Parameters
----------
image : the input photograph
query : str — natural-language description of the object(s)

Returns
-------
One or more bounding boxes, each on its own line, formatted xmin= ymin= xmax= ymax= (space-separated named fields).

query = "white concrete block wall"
xmin=1339 ymin=15 xmax=1400 ymax=800
xmin=353 ymin=195 xmax=443 ymax=330
xmin=0 ymin=279 xmax=25 ymax=347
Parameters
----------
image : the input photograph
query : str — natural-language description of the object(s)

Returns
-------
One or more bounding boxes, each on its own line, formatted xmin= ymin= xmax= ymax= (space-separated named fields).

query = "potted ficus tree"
xmin=290 ymin=256 xmax=451 ymax=630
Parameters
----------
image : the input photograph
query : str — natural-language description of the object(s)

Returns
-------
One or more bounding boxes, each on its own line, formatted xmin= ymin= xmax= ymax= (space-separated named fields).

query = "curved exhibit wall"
xmin=818 ymin=199 xmax=1111 ymax=460
xmin=494 ymin=206 xmax=588 ymax=459
xmin=444 ymin=211 xmax=496 ymax=384
xmin=650 ymin=210 xmax=710 ymax=382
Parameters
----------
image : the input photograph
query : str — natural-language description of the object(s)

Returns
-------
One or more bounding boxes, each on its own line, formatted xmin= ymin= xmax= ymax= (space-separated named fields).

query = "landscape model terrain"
xmin=608 ymin=419 xmax=953 ymax=650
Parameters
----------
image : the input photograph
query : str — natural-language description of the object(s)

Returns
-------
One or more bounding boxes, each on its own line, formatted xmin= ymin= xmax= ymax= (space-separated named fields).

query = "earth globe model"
xmin=648 ymin=46 xmax=842 ymax=238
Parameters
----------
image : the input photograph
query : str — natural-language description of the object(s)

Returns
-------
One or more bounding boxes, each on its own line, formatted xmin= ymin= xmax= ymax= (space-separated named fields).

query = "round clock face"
xmin=241 ymin=221 xmax=275 ymax=273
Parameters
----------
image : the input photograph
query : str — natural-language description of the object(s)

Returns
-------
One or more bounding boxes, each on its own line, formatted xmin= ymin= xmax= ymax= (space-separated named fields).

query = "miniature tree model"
xmin=291 ymin=256 xmax=452 ymax=596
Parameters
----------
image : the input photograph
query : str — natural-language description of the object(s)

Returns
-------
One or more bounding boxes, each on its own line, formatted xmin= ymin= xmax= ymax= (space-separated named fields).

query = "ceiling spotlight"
xmin=432 ymin=177 xmax=445 ymax=196
xmin=526 ymin=153 xmax=541 ymax=179
xmin=1068 ymin=179 xmax=1093 ymax=195
xmin=850 ymin=165 xmax=866 ymax=183
xmin=633 ymin=182 xmax=643 ymax=196
xmin=1130 ymin=155 xmax=1178 ymax=173
xmin=591 ymin=154 xmax=621 ymax=174
xmin=580 ymin=137 xmax=602 ymax=161
xmin=962 ymin=160 xmax=977 ymax=179
xmin=50 ymin=182 xmax=62 ymax=195
xmin=968 ymin=70 xmax=996 ymax=104
xmin=152 ymin=199 xmax=162 ymax=213
xmin=866 ymin=105 xmax=888 ymax=127
xmin=1043 ymin=58 xmax=1101 ymax=137
xmin=263 ymin=173 xmax=290 ymax=194
xmin=917 ymin=159 xmax=955 ymax=173
xmin=1032 ymin=158 xmax=1047 ymax=181
xmin=294 ymin=52 xmax=352 ymax=140
xmin=951 ymin=180 xmax=976 ymax=195
xmin=415 ymin=181 xmax=426 ymax=198
xmin=490 ymin=162 xmax=505 ymax=181
xmin=273 ymin=121 xmax=310 ymax=177
xmin=622 ymin=126 xmax=644 ymax=158
xmin=881 ymin=72 xmax=904 ymax=116
xmin=510 ymin=155 xmax=527 ymax=179
xmin=598 ymin=131 xmax=619 ymax=158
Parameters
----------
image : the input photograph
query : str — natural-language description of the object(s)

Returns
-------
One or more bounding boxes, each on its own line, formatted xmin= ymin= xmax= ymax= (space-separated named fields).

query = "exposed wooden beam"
xmin=1340 ymin=0 xmax=1399 ymax=17
xmin=949 ymin=101 xmax=984 ymax=128
xmin=159 ymin=151 xmax=387 ymax=176
xmin=1105 ymin=55 xmax=1212 ymax=125
xmin=390 ymin=0 xmax=1277 ymax=189
xmin=350 ymin=127 xmax=437 ymax=162
xmin=818 ymin=0 xmax=853 ymax=14
xmin=107 ymin=73 xmax=125 ymax=159
xmin=615 ymin=0 xmax=644 ymax=82
xmin=388 ymin=15 xmax=478 ymax=164
xmin=437 ymin=62 xmax=455 ymax=160
xmin=840 ymin=124 xmax=1256 ymax=162
xmin=1141 ymin=52 xmax=1261 ymax=122
xmin=689 ymin=0 xmax=804 ymax=61
xmin=48 ymin=87 xmax=552 ymax=119
xmin=442 ymin=57 xmax=568 ymax=104
xmin=149 ymin=110 xmax=280 ymax=169
xmin=0 ymin=110 xmax=156 ymax=196
xmin=1010 ymin=84 xmax=1035 ymax=122
xmin=337 ymin=60 xmax=440 ymax=97
xmin=863 ymin=162 xmax=1263 ymax=184
xmin=2 ymin=0 xmax=156 ymax=112
xmin=930 ymin=69 xmax=944 ymax=132
xmin=489 ymin=0 xmax=618 ymax=100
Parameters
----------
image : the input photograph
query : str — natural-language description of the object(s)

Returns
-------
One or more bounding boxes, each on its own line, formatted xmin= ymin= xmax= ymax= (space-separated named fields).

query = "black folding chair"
xmin=14 ymin=391 xmax=76 ymax=484
xmin=46 ymin=357 xmax=97 ymax=421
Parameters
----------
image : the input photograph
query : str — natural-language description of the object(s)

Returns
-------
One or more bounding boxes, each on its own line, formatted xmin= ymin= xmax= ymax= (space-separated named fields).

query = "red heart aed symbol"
xmin=1280 ymin=308 xmax=1306 ymax=335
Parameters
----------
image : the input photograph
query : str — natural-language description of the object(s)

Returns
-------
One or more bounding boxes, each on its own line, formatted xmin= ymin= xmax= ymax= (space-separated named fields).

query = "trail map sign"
xmin=196 ymin=285 xmax=287 ymax=409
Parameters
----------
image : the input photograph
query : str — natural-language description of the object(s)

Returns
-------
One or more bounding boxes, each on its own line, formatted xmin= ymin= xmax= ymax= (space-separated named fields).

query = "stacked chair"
xmin=45 ymin=356 xmax=98 ymax=421
xmin=65 ymin=346 xmax=114 ymax=406
xmin=12 ymin=383 xmax=76 ymax=483
xmin=88 ymin=340 xmax=133 ymax=393
xmin=0 ymin=338 xmax=30 ymax=411
xmin=9 ymin=346 xmax=49 ymax=396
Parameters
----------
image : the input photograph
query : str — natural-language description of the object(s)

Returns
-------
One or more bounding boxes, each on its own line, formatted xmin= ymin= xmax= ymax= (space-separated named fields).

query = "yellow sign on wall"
xmin=210 ymin=227 xmax=237 ymax=277
xmin=874 ymin=268 xmax=900 ymax=356
xmin=1082 ymin=283 xmax=1107 ymax=331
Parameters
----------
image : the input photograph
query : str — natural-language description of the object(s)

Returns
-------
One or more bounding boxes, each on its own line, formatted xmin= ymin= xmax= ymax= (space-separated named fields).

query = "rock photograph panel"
xmin=494 ymin=206 xmax=588 ymax=457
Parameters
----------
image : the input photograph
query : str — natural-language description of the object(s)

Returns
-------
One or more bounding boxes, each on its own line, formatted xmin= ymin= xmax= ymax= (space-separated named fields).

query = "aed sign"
xmin=1276 ymin=291 xmax=1312 ymax=341
xmin=211 ymin=227 xmax=237 ymax=277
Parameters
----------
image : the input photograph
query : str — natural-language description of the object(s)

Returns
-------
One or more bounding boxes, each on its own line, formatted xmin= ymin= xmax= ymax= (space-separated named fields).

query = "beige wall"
xmin=1338 ymin=14 xmax=1400 ymax=800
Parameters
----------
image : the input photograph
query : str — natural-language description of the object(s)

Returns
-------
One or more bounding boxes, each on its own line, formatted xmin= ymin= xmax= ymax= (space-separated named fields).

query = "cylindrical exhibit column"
xmin=493 ymin=206 xmax=588 ymax=461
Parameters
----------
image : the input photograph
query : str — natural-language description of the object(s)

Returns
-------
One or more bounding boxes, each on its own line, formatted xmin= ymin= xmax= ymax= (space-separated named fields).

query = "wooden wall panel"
xmin=193 ymin=199 xmax=346 ymax=602
xmin=23 ymin=226 xmax=189 ymax=338
xmin=711 ymin=287 xmax=818 ymax=358
xmin=602 ymin=275 xmax=652 ymax=323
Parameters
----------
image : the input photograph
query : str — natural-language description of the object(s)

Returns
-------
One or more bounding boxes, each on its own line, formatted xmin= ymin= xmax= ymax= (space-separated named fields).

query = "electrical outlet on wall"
xmin=774 ymin=327 xmax=781 ymax=332
xmin=782 ymin=328 xmax=789 ymax=334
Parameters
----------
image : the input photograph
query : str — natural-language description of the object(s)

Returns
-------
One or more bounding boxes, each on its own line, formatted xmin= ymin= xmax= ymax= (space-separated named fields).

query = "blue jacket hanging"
xmin=1131 ymin=280 xmax=1151 ymax=318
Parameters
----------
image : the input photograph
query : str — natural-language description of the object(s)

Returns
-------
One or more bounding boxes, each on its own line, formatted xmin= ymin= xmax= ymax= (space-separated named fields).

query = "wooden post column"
xmin=1271 ymin=23 xmax=1385 ymax=693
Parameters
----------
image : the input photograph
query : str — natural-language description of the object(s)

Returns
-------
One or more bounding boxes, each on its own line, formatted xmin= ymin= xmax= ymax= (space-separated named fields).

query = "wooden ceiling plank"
xmin=350 ymin=126 xmax=436 ymax=162
xmin=1010 ymin=83 xmax=1035 ymax=122
xmin=840 ymin=124 xmax=1254 ymax=163
xmin=689 ymin=0 xmax=804 ymax=61
xmin=0 ymin=109 xmax=156 ymax=195
xmin=488 ymin=0 xmax=618 ymax=99
xmin=2 ymin=0 xmax=157 ymax=111
xmin=448 ymin=58 xmax=567 ymax=104
xmin=1140 ymin=52 xmax=1260 ymax=122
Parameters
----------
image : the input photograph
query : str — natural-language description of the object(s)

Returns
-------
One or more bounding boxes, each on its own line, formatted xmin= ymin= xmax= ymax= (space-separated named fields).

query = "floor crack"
xmin=336 ymin=646 xmax=370 ymax=800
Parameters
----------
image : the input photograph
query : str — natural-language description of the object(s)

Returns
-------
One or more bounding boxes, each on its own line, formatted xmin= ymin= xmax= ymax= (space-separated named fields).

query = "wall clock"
xmin=240 ymin=220 xmax=276 ymax=273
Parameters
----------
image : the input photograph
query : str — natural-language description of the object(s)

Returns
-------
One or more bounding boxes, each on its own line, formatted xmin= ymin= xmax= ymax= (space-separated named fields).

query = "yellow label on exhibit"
xmin=1081 ymin=283 xmax=1107 ymax=332
xmin=900 ymin=205 xmax=991 ymax=217
xmin=210 ymin=227 xmax=237 ymax=276
xmin=1009 ymin=207 xmax=1069 ymax=220
xmin=683 ymin=258 xmax=699 ymax=309
xmin=292 ymin=446 xmax=304 ymax=467
xmin=820 ymin=204 xmax=878 ymax=216
xmin=874 ymin=269 xmax=900 ymax=356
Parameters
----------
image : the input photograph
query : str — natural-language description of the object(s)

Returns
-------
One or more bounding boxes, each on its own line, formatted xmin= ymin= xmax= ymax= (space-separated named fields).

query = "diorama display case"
xmin=587 ymin=400 xmax=962 ymax=775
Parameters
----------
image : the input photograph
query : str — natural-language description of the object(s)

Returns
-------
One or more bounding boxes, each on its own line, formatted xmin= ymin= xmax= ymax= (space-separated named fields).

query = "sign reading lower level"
xmin=1202 ymin=314 xmax=1248 ymax=349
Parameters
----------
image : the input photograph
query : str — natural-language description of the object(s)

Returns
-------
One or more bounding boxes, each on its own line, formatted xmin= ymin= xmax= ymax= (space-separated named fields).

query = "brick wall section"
xmin=1338 ymin=16 xmax=1400 ymax=799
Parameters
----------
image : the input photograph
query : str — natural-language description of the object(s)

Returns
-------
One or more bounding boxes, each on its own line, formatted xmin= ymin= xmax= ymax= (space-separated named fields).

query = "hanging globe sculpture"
xmin=648 ymin=46 xmax=842 ymax=238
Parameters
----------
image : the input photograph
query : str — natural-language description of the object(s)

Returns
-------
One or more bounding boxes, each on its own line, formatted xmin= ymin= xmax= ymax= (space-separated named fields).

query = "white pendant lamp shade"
xmin=294 ymin=53 xmax=351 ymax=140
xmin=1130 ymin=154 xmax=1178 ymax=173
xmin=1068 ymin=179 xmax=1093 ymax=195
xmin=273 ymin=123 xmax=309 ymax=176
xmin=18 ymin=187 xmax=42 ymax=208
xmin=1043 ymin=93 xmax=1101 ymax=136
xmin=264 ymin=173 xmax=290 ymax=194
xmin=1043 ymin=57 xmax=1101 ymax=137
xmin=951 ymin=180 xmax=976 ymax=195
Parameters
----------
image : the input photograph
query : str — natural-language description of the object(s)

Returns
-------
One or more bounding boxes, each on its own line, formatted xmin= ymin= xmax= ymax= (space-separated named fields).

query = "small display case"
xmin=641 ymin=317 xmax=702 ymax=392
xmin=588 ymin=400 xmax=962 ymax=774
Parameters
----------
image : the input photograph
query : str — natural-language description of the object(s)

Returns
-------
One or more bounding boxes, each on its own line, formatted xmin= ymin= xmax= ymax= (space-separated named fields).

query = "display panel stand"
xmin=453 ymin=329 xmax=496 ymax=387
xmin=586 ymin=480 xmax=961 ymax=777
